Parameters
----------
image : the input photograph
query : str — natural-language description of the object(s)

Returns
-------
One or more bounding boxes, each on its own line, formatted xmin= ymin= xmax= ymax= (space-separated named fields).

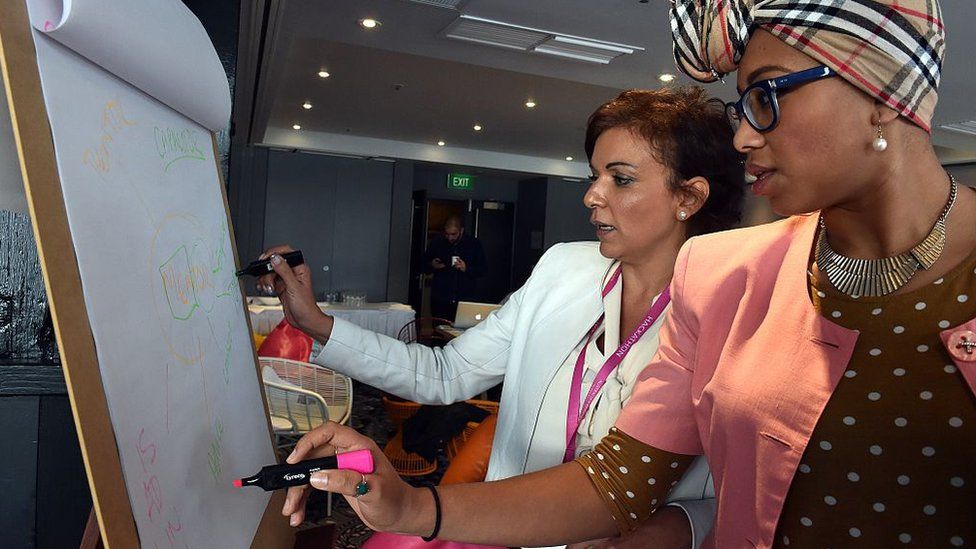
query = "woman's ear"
xmin=677 ymin=176 xmax=710 ymax=217
xmin=873 ymin=102 xmax=900 ymax=127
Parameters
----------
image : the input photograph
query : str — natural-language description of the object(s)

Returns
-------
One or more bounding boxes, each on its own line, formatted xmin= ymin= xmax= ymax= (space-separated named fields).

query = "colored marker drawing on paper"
xmin=222 ymin=322 xmax=233 ymax=385
xmin=158 ymin=239 xmax=233 ymax=322
xmin=207 ymin=419 xmax=225 ymax=482
xmin=136 ymin=428 xmax=186 ymax=547
xmin=213 ymin=222 xmax=241 ymax=299
xmin=83 ymin=99 xmax=136 ymax=177
xmin=190 ymin=241 xmax=218 ymax=313
xmin=159 ymin=246 xmax=198 ymax=321
xmin=137 ymin=427 xmax=158 ymax=474
xmin=154 ymin=126 xmax=205 ymax=172
xmin=163 ymin=508 xmax=186 ymax=549
xmin=151 ymin=214 xmax=242 ymax=367
xmin=136 ymin=428 xmax=164 ymax=521
xmin=143 ymin=475 xmax=165 ymax=522
xmin=213 ymin=229 xmax=226 ymax=274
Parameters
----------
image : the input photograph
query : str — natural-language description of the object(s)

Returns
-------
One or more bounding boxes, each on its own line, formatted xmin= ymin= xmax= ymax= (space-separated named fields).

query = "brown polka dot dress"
xmin=576 ymin=427 xmax=695 ymax=533
xmin=774 ymin=251 xmax=976 ymax=547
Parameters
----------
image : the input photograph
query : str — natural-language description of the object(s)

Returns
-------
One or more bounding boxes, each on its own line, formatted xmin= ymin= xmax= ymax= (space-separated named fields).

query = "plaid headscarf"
xmin=670 ymin=0 xmax=946 ymax=131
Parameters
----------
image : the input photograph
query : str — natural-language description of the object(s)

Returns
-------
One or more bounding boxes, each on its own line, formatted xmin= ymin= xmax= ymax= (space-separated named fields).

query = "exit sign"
xmin=448 ymin=173 xmax=474 ymax=190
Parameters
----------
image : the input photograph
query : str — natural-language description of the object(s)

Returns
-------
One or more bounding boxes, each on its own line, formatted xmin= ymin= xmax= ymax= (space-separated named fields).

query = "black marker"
xmin=235 ymin=250 xmax=304 ymax=277
xmin=233 ymin=448 xmax=374 ymax=491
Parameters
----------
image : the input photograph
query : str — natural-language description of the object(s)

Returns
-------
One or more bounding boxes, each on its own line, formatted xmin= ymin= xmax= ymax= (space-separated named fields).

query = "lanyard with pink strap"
xmin=563 ymin=265 xmax=671 ymax=462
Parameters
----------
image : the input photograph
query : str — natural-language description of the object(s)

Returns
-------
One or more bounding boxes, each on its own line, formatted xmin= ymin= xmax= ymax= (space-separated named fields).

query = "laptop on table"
xmin=451 ymin=301 xmax=502 ymax=331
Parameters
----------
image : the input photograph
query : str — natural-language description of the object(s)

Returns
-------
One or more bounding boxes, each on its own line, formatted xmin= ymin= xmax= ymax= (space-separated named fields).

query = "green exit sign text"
xmin=448 ymin=173 xmax=475 ymax=190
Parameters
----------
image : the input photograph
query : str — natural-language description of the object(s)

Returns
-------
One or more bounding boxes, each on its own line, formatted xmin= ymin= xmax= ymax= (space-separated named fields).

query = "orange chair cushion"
xmin=257 ymin=319 xmax=313 ymax=361
xmin=440 ymin=413 xmax=497 ymax=486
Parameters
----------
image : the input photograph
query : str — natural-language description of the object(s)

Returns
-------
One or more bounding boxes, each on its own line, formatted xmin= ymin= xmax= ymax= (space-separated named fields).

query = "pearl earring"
xmin=677 ymin=211 xmax=688 ymax=221
xmin=872 ymin=124 xmax=888 ymax=152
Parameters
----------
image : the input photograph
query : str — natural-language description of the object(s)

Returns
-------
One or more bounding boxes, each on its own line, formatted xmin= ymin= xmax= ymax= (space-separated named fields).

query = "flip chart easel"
xmin=0 ymin=1 xmax=294 ymax=546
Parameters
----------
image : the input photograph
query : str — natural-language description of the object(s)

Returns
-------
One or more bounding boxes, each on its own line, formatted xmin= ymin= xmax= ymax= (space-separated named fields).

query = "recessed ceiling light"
xmin=659 ymin=73 xmax=676 ymax=83
xmin=473 ymin=124 xmax=482 ymax=131
xmin=437 ymin=140 xmax=446 ymax=146
xmin=318 ymin=70 xmax=330 ymax=78
xmin=292 ymin=124 xmax=302 ymax=130
xmin=525 ymin=100 xmax=537 ymax=108
xmin=565 ymin=156 xmax=574 ymax=161
xmin=302 ymin=101 xmax=312 ymax=110
xmin=360 ymin=18 xmax=380 ymax=29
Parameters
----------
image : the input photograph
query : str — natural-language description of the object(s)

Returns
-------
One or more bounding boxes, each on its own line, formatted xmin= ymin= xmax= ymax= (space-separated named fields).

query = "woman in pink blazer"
xmin=279 ymin=1 xmax=975 ymax=547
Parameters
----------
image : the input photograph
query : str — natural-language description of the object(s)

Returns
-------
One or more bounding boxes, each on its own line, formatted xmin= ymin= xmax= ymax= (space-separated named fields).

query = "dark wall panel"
xmin=386 ymin=161 xmax=414 ymax=303
xmin=0 ymin=396 xmax=39 ymax=548
xmin=513 ymin=178 xmax=548 ymax=288
xmin=35 ymin=396 xmax=91 ymax=548
xmin=544 ymin=178 xmax=595 ymax=248
xmin=264 ymin=151 xmax=337 ymax=295
xmin=264 ymin=152 xmax=394 ymax=301
xmin=331 ymin=158 xmax=394 ymax=301
xmin=229 ymin=146 xmax=269 ymax=295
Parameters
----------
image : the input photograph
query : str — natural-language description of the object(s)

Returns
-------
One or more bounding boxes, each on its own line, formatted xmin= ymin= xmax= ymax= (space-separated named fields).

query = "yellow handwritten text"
xmin=83 ymin=100 xmax=136 ymax=177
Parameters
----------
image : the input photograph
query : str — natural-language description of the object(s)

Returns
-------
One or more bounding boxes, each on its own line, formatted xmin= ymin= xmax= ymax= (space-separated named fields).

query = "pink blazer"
xmin=616 ymin=214 xmax=976 ymax=547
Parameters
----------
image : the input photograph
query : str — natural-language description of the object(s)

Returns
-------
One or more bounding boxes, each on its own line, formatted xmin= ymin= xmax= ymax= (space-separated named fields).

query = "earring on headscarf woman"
xmin=872 ymin=124 xmax=888 ymax=152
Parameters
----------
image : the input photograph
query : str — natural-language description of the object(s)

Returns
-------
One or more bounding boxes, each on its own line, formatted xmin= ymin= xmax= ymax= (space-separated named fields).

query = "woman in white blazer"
xmin=264 ymin=87 xmax=744 ymax=547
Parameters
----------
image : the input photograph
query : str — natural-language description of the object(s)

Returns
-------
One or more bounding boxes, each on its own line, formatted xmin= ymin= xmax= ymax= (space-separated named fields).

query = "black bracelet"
xmin=421 ymin=485 xmax=442 ymax=542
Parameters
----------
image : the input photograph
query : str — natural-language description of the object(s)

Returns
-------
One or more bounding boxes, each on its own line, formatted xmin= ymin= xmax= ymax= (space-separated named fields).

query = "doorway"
xmin=407 ymin=198 xmax=516 ymax=319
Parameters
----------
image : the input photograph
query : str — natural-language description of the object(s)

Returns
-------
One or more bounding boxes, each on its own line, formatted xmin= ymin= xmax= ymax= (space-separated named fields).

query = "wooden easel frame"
xmin=0 ymin=2 xmax=293 ymax=547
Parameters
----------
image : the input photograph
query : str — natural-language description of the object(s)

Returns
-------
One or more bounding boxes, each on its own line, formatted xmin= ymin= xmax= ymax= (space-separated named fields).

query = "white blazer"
xmin=314 ymin=242 xmax=715 ymax=545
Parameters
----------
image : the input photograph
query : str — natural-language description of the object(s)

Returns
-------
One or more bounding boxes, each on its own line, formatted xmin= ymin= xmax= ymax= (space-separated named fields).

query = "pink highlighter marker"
xmin=233 ymin=449 xmax=374 ymax=491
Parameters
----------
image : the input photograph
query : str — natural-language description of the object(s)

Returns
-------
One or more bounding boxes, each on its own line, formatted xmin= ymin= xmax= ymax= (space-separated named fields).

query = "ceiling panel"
xmin=254 ymin=0 xmax=976 ymax=168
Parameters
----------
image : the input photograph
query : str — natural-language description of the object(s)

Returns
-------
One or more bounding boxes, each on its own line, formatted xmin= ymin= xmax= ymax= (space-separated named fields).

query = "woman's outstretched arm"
xmin=280 ymin=422 xmax=692 ymax=548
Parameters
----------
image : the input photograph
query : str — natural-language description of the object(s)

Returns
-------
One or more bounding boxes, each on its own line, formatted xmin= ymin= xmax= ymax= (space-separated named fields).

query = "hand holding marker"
xmin=236 ymin=249 xmax=305 ymax=277
xmin=234 ymin=448 xmax=373 ymax=491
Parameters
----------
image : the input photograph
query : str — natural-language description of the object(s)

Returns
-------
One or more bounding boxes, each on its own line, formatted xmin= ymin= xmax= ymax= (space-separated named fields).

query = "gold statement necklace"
xmin=816 ymin=175 xmax=958 ymax=297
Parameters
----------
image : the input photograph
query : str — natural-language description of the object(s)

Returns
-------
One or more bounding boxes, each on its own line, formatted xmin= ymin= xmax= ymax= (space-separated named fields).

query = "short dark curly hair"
xmin=585 ymin=86 xmax=745 ymax=237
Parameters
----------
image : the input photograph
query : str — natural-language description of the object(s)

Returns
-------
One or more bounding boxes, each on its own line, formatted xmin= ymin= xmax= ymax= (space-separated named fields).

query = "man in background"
xmin=423 ymin=216 xmax=486 ymax=321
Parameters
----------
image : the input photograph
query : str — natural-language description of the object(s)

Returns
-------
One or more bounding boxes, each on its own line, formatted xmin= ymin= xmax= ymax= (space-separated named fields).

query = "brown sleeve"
xmin=574 ymin=427 xmax=696 ymax=534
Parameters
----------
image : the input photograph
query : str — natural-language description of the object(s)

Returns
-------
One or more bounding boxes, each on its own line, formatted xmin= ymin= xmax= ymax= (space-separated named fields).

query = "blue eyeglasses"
xmin=726 ymin=65 xmax=838 ymax=133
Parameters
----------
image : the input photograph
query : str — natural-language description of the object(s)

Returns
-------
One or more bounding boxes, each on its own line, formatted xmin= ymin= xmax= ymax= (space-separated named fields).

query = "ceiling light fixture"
xmin=443 ymin=16 xmax=642 ymax=64
xmin=302 ymin=101 xmax=312 ymax=110
xmin=565 ymin=156 xmax=574 ymax=161
xmin=525 ymin=100 xmax=536 ymax=108
xmin=659 ymin=73 xmax=676 ymax=83
xmin=360 ymin=18 xmax=380 ymax=29
xmin=473 ymin=124 xmax=482 ymax=131
xmin=533 ymin=35 xmax=634 ymax=64
xmin=318 ymin=70 xmax=330 ymax=78
xmin=437 ymin=140 xmax=446 ymax=146
xmin=408 ymin=0 xmax=465 ymax=9
xmin=940 ymin=120 xmax=976 ymax=136
xmin=292 ymin=124 xmax=302 ymax=130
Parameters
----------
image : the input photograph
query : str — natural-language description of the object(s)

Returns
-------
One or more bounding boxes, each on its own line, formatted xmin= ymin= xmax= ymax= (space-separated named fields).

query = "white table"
xmin=248 ymin=301 xmax=416 ymax=339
